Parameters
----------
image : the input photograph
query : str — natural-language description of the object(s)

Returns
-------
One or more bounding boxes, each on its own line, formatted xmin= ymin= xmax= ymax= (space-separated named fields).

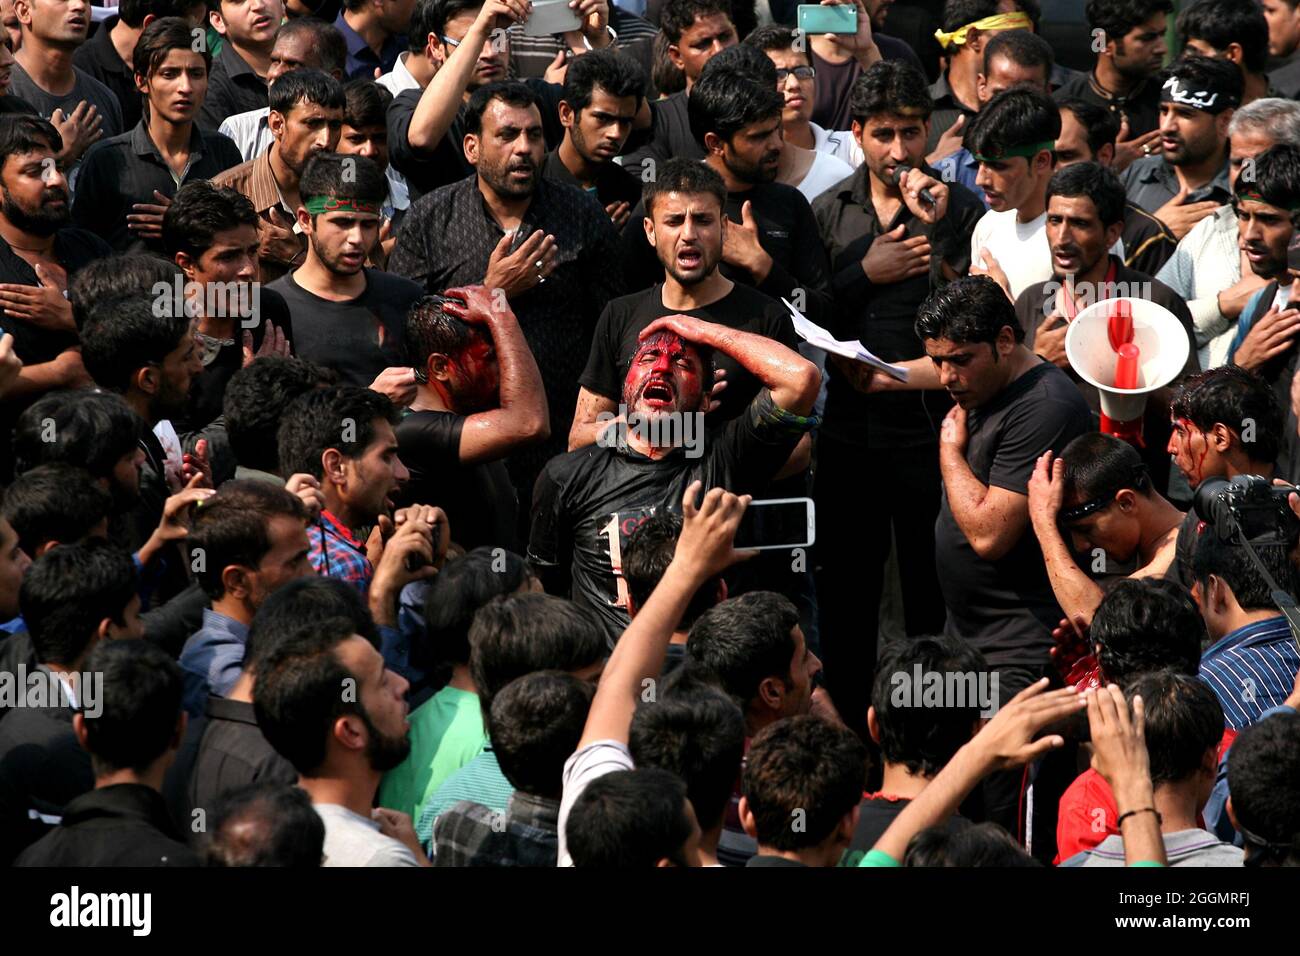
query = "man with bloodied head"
xmin=528 ymin=310 xmax=821 ymax=645
xmin=569 ymin=158 xmax=800 ymax=452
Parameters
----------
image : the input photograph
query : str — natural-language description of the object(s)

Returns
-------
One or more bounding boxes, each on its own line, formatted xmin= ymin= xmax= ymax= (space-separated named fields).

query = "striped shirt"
xmin=1200 ymin=616 xmax=1300 ymax=731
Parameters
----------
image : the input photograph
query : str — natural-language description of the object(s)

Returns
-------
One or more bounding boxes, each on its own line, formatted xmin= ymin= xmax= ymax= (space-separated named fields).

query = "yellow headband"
xmin=933 ymin=12 xmax=1032 ymax=49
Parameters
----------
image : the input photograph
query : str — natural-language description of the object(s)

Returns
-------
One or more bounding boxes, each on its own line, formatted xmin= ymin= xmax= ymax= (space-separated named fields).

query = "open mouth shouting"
xmin=640 ymin=378 xmax=676 ymax=409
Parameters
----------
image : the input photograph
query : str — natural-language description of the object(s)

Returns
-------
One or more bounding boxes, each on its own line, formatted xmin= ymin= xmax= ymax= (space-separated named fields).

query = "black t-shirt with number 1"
xmin=528 ymin=394 xmax=806 ymax=644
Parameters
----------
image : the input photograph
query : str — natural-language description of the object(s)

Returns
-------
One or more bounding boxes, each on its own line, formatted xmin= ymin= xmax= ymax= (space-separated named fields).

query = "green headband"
xmin=1235 ymin=190 xmax=1300 ymax=214
xmin=973 ymin=140 xmax=1056 ymax=163
xmin=303 ymin=195 xmax=381 ymax=216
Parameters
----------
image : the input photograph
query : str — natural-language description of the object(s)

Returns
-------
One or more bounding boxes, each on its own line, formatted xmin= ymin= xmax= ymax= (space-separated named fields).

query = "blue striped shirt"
xmin=1200 ymin=616 xmax=1300 ymax=730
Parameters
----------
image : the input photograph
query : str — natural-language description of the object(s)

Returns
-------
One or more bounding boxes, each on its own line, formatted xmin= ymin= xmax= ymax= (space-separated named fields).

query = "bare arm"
xmin=578 ymin=483 xmax=755 ymax=748
xmin=939 ymin=405 xmax=1029 ymax=561
xmin=568 ymin=387 xmax=618 ymax=451
xmin=4 ymin=348 xmax=89 ymax=401
xmin=1027 ymin=452 xmax=1105 ymax=624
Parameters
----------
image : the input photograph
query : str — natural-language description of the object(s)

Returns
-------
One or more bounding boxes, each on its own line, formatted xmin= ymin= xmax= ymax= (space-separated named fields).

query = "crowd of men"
xmin=0 ymin=0 xmax=1296 ymax=870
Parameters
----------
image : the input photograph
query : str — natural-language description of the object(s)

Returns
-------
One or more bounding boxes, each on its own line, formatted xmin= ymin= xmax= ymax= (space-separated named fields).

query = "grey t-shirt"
xmin=315 ymin=803 xmax=422 ymax=867
xmin=9 ymin=62 xmax=124 ymax=139
xmin=1060 ymin=828 xmax=1244 ymax=867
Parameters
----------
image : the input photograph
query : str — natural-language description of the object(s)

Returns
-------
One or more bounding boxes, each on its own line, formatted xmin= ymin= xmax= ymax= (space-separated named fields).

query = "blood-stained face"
xmin=621 ymin=331 xmax=708 ymax=419
xmin=446 ymin=331 xmax=500 ymax=413
xmin=1168 ymin=416 xmax=1223 ymax=487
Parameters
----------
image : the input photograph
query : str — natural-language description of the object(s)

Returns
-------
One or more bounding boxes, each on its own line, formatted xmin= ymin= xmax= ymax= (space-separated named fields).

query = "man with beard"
xmin=1223 ymin=144 xmax=1300 ymax=482
xmin=397 ymin=285 xmax=549 ymax=552
xmin=213 ymin=69 xmax=345 ymax=283
xmin=268 ymin=152 xmax=422 ymax=392
xmin=1122 ymin=55 xmax=1240 ymax=240
xmin=73 ymin=18 xmax=242 ymax=256
xmin=276 ymin=383 xmax=446 ymax=597
xmin=623 ymin=51 xmax=832 ymax=323
xmin=528 ymin=312 xmax=819 ymax=643
xmin=571 ymin=158 xmax=797 ymax=446
xmin=0 ymin=115 xmax=103 ymax=431
xmin=254 ymin=615 xmax=429 ymax=865
xmin=389 ymin=80 xmax=623 ymax=512
xmin=544 ymin=48 xmax=643 ymax=228
xmin=1015 ymin=160 xmax=1197 ymax=491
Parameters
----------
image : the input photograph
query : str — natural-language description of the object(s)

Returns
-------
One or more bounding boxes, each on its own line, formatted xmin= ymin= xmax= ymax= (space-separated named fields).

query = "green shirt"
xmin=378 ymin=686 xmax=486 ymax=821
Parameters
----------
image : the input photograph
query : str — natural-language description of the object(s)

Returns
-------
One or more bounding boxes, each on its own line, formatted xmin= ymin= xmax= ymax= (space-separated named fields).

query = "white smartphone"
xmin=524 ymin=0 xmax=583 ymax=36
xmin=734 ymin=497 xmax=816 ymax=550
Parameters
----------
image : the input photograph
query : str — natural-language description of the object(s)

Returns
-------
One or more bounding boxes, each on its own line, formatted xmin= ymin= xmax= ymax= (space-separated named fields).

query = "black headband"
xmin=1160 ymin=75 xmax=1239 ymax=113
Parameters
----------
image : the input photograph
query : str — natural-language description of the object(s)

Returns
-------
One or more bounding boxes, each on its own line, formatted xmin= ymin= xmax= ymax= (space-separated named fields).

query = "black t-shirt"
xmin=935 ymin=361 xmax=1093 ymax=669
xmin=578 ymin=283 xmax=799 ymax=423
xmin=843 ymin=795 xmax=969 ymax=864
xmin=528 ymin=395 xmax=806 ymax=643
xmin=540 ymin=149 xmax=642 ymax=211
xmin=267 ymin=269 xmax=423 ymax=387
xmin=394 ymin=409 xmax=520 ymax=552
xmin=1165 ymin=508 xmax=1204 ymax=589
xmin=174 ymin=288 xmax=293 ymax=436
xmin=620 ymin=92 xmax=702 ymax=182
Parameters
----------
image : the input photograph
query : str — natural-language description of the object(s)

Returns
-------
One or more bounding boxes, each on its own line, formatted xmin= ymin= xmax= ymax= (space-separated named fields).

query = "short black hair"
xmin=276 ymin=385 xmax=399 ymax=480
xmin=206 ymin=783 xmax=325 ymax=867
xmin=1056 ymin=97 xmax=1121 ymax=156
xmin=905 ymin=821 xmax=1039 ymax=865
xmin=687 ymin=591 xmax=800 ymax=711
xmin=966 ymin=86 xmax=1060 ymax=165
xmin=1 ymin=464 xmax=111 ymax=556
xmin=68 ymin=253 xmax=182 ymax=332
xmin=642 ymin=156 xmax=727 ymax=217
xmin=465 ymin=80 xmax=542 ymax=136
xmin=1085 ymin=0 xmax=1174 ymax=39
xmin=162 ymin=179 xmax=260 ymax=260
xmin=566 ymin=767 xmax=695 ymax=866
xmin=983 ymin=29 xmax=1054 ymax=79
xmin=742 ymin=24 xmax=807 ymax=64
xmin=1046 ymin=160 xmax=1127 ymax=227
xmin=700 ymin=42 xmax=777 ymax=85
xmin=849 ymin=59 xmax=933 ymax=126
xmin=342 ymin=78 xmax=392 ymax=129
xmin=661 ymin=0 xmax=732 ymax=44
xmin=299 ymin=151 xmax=387 ymax=207
xmin=939 ymin=0 xmax=1001 ymax=33
xmin=413 ymin=546 xmax=534 ymax=673
xmin=20 ymin=540 xmax=138 ymax=667
xmin=269 ymin=68 xmax=345 ymax=115
xmin=81 ymin=640 xmax=183 ymax=774
xmin=403 ymin=294 xmax=480 ymax=372
xmin=1092 ymin=578 xmax=1206 ymax=685
xmin=187 ymin=481 xmax=308 ymax=601
xmin=224 ymin=357 xmax=336 ymax=475
xmin=277 ymin=16 xmax=348 ymax=75
xmin=118 ymin=0 xmax=204 ymax=29
xmin=915 ymin=275 xmax=1026 ymax=345
xmin=563 ymin=48 xmax=646 ymax=113
xmin=489 ymin=670 xmax=594 ymax=798
xmin=1060 ymin=431 xmax=1152 ymax=507
xmin=468 ymin=593 xmax=607 ymax=723
xmin=629 ymin=666 xmax=745 ymax=832
xmin=0 ymin=113 xmax=62 ymax=166
xmin=688 ymin=62 xmax=782 ymax=146
xmin=1233 ymin=143 xmax=1300 ymax=213
xmin=1176 ymin=0 xmax=1268 ymax=74
xmin=1125 ymin=669 xmax=1224 ymax=786
xmin=79 ymin=291 xmax=193 ymax=395
xmin=1227 ymin=711 xmax=1300 ymax=864
xmin=253 ymin=616 xmax=376 ymax=774
xmin=12 ymin=390 xmax=141 ymax=481
xmin=416 ymin=0 xmax=482 ymax=48
xmin=245 ymin=576 xmax=379 ymax=676
xmin=743 ymin=715 xmax=867 ymax=850
xmin=1162 ymin=54 xmax=1244 ymax=112
xmin=622 ymin=513 xmax=719 ymax=629
xmin=871 ymin=635 xmax=987 ymax=777
xmin=132 ymin=16 xmax=210 ymax=79
xmin=1192 ymin=527 xmax=1297 ymax=611
xmin=1170 ymin=366 xmax=1283 ymax=466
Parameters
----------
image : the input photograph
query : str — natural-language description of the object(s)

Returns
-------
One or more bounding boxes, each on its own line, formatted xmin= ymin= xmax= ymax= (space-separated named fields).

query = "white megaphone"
xmin=1064 ymin=296 xmax=1189 ymax=445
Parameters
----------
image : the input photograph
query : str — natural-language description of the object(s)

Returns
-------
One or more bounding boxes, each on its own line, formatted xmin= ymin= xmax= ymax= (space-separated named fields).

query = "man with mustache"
xmin=529 ymin=313 xmax=819 ymax=644
xmin=1122 ymin=55 xmax=1240 ymax=241
xmin=200 ymin=0 xmax=285 ymax=130
xmin=1015 ymin=160 xmax=1197 ymax=492
xmin=72 ymin=18 xmax=243 ymax=254
xmin=1222 ymin=143 xmax=1300 ymax=483
xmin=0 ymin=114 xmax=104 ymax=420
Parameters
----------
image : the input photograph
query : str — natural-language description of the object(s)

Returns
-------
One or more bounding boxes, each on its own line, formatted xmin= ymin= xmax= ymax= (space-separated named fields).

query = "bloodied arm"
xmin=636 ymin=314 xmax=821 ymax=416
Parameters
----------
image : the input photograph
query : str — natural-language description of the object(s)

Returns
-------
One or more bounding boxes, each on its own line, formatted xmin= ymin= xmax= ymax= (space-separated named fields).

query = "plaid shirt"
xmin=308 ymin=511 xmax=373 ymax=596
xmin=431 ymin=792 xmax=559 ymax=867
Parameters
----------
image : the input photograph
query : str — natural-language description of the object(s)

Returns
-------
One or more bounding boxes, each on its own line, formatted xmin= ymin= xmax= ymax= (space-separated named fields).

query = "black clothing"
xmin=199 ymin=43 xmax=267 ymax=131
xmin=16 ymin=783 xmax=201 ymax=866
xmin=620 ymin=91 xmax=701 ymax=182
xmin=72 ymin=15 xmax=142 ymax=131
xmin=540 ymin=148 xmax=642 ymax=211
xmin=1053 ymin=71 xmax=1163 ymax=139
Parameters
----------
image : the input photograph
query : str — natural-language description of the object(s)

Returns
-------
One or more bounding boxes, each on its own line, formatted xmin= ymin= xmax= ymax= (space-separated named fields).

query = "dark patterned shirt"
xmin=431 ymin=791 xmax=559 ymax=866
xmin=388 ymin=174 xmax=624 ymax=487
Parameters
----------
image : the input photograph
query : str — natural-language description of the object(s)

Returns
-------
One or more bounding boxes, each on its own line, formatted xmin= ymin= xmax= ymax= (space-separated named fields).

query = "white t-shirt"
xmin=811 ymin=122 xmax=864 ymax=167
xmin=971 ymin=208 xmax=1124 ymax=303
xmin=795 ymin=150 xmax=856 ymax=204
xmin=1273 ymin=281 xmax=1295 ymax=313
xmin=315 ymin=803 xmax=422 ymax=867
xmin=556 ymin=739 xmax=635 ymax=867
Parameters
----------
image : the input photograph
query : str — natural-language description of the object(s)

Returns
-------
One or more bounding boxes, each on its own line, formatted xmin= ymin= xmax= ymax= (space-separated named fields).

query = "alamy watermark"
xmin=889 ymin=664 xmax=1000 ymax=718
xmin=151 ymin=276 xmax=262 ymax=327
xmin=595 ymin=406 xmax=705 ymax=458
xmin=0 ymin=666 xmax=101 ymax=718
